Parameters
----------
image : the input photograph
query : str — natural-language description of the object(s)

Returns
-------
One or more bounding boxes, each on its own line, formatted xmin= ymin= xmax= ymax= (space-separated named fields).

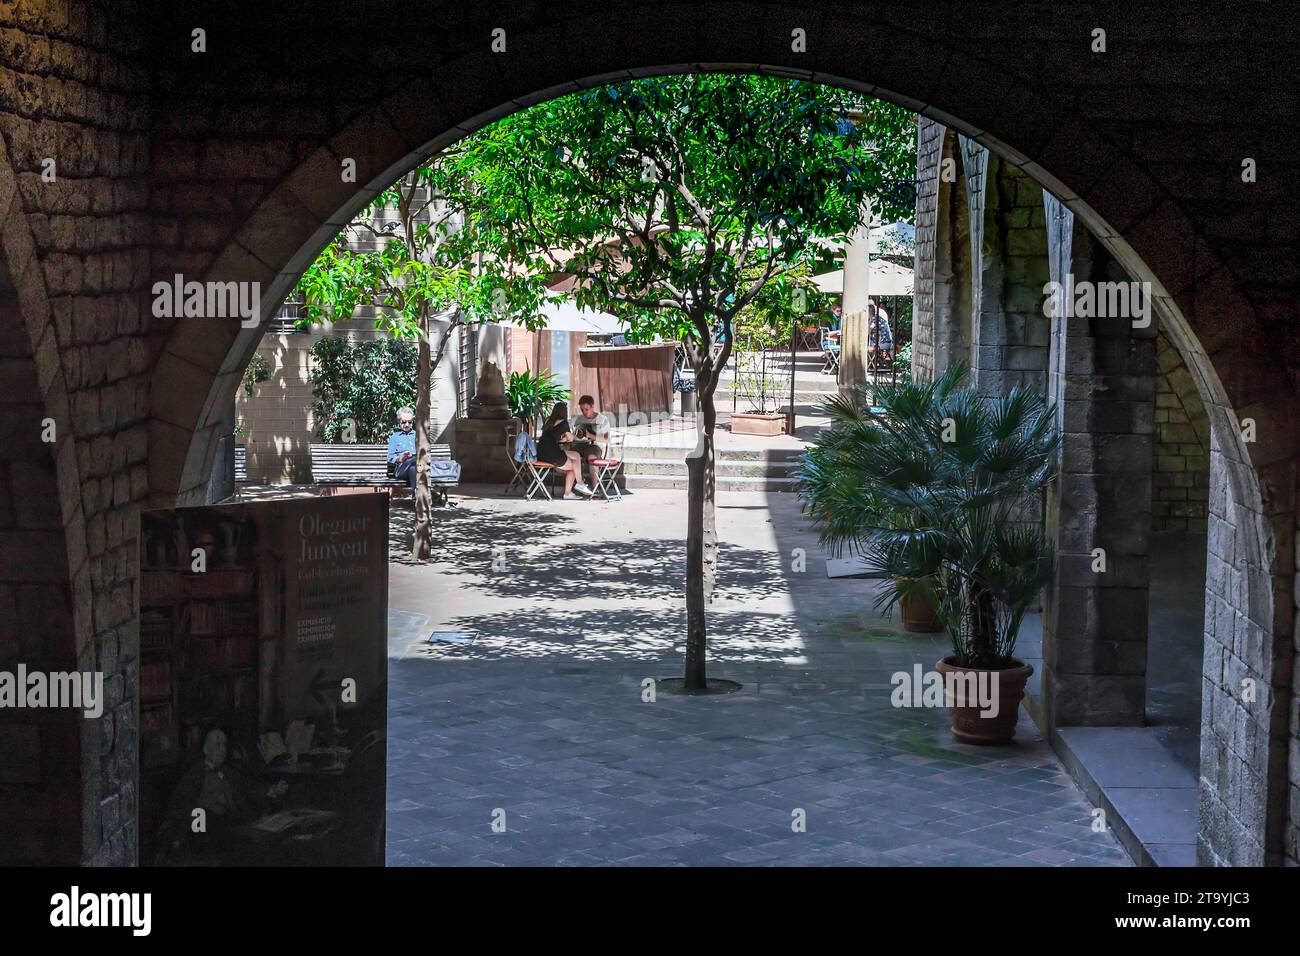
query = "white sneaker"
xmin=573 ymin=483 xmax=594 ymax=498
xmin=562 ymin=492 xmax=580 ymax=500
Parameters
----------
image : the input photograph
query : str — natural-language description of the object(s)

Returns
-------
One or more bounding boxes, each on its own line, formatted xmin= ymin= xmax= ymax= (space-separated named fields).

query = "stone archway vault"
xmin=164 ymin=71 xmax=1288 ymax=868
xmin=2 ymin=0 xmax=1292 ymax=866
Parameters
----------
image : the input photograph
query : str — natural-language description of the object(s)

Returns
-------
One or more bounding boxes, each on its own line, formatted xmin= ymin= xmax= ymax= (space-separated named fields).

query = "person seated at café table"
xmin=867 ymin=301 xmax=894 ymax=364
xmin=827 ymin=303 xmax=842 ymax=343
xmin=386 ymin=406 xmax=418 ymax=491
xmin=536 ymin=402 xmax=594 ymax=499
xmin=568 ymin=394 xmax=612 ymax=489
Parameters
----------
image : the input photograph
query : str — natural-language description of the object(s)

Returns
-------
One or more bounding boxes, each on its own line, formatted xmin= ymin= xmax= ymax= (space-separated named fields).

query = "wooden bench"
xmin=309 ymin=443 xmax=458 ymax=505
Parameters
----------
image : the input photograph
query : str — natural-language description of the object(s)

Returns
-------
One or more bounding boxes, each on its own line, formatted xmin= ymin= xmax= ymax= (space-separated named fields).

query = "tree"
xmin=731 ymin=264 xmax=828 ymax=414
xmin=447 ymin=74 xmax=915 ymax=688
xmin=294 ymin=166 xmax=547 ymax=559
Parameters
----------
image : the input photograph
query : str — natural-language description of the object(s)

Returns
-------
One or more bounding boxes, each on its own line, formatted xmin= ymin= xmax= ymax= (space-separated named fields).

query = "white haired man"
xmin=386 ymin=406 xmax=418 ymax=491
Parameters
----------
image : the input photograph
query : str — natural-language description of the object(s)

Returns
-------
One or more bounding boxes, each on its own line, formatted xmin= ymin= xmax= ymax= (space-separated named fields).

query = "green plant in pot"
xmin=800 ymin=363 xmax=1059 ymax=743
xmin=506 ymin=369 xmax=569 ymax=434
xmin=798 ymin=374 xmax=943 ymax=633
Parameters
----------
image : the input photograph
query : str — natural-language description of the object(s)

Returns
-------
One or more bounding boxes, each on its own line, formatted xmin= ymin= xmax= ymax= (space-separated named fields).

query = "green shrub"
xmin=307 ymin=337 xmax=418 ymax=443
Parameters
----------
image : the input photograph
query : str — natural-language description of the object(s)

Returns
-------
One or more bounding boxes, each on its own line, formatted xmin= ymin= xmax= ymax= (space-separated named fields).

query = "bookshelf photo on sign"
xmin=137 ymin=495 xmax=389 ymax=866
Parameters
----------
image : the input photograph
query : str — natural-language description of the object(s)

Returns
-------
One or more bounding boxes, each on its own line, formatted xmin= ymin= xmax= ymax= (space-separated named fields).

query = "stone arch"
xmin=0 ymin=137 xmax=91 ymax=864
xmin=133 ymin=5 xmax=1292 ymax=865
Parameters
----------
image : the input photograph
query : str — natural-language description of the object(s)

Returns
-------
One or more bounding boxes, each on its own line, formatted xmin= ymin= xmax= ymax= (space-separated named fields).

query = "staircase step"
xmin=624 ymin=474 xmax=801 ymax=492
xmin=620 ymin=448 xmax=804 ymax=463
xmin=621 ymin=456 xmax=798 ymax=478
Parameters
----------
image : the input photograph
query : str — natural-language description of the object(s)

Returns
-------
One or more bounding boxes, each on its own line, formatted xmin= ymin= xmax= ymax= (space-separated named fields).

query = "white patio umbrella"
xmin=811 ymin=259 xmax=914 ymax=297
xmin=495 ymin=295 xmax=627 ymax=335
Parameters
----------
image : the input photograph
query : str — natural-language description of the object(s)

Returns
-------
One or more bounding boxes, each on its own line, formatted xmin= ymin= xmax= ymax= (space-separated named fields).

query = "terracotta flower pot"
xmin=899 ymin=583 xmax=944 ymax=633
xmin=934 ymin=656 xmax=1033 ymax=744
xmin=731 ymin=412 xmax=785 ymax=436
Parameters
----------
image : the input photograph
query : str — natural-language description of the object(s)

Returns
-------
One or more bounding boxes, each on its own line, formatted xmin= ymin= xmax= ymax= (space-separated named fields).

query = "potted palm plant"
xmin=800 ymin=363 xmax=1059 ymax=743
xmin=798 ymin=378 xmax=943 ymax=633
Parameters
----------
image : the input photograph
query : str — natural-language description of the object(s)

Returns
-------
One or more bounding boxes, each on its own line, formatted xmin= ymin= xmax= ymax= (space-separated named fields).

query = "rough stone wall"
xmin=0 ymin=1 xmax=154 ymax=864
xmin=1199 ymin=420 xmax=1286 ymax=866
xmin=910 ymin=118 xmax=942 ymax=381
xmin=928 ymin=128 xmax=972 ymax=381
xmin=1153 ymin=329 xmax=1211 ymax=533
xmin=971 ymin=154 xmax=1051 ymax=399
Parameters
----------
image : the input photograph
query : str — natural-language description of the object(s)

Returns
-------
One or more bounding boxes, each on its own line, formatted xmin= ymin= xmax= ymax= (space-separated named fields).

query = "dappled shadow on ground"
xmin=390 ymin=499 xmax=787 ymax=603
xmin=420 ymin=605 xmax=802 ymax=663
xmin=387 ymin=499 xmax=573 ymax=567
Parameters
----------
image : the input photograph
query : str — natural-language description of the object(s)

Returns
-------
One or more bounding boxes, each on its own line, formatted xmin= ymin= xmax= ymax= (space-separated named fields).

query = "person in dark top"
xmin=535 ymin=402 xmax=593 ymax=499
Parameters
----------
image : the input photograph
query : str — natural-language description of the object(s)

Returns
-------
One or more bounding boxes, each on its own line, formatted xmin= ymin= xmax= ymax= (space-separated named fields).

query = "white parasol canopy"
xmin=495 ymin=294 xmax=627 ymax=335
xmin=811 ymin=259 xmax=914 ymax=297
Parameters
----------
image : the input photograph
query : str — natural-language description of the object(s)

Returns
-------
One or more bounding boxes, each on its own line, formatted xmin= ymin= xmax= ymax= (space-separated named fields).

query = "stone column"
xmin=1041 ymin=197 xmax=1156 ymax=726
xmin=839 ymin=197 xmax=872 ymax=395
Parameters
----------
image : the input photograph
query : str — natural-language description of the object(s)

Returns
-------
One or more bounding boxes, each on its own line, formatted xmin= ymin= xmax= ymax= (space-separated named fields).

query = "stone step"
xmin=621 ymin=456 xmax=799 ymax=478
xmin=624 ymin=473 xmax=801 ymax=492
xmin=620 ymin=446 xmax=804 ymax=462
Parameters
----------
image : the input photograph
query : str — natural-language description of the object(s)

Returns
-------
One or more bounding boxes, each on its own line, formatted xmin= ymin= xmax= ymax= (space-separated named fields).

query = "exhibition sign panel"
xmin=137 ymin=494 xmax=388 ymax=866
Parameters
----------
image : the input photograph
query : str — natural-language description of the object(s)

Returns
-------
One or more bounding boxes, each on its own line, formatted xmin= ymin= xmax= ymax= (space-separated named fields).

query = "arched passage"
xmin=162 ymin=71 xmax=1287 ymax=868
xmin=0 ymin=0 xmax=1282 ymax=866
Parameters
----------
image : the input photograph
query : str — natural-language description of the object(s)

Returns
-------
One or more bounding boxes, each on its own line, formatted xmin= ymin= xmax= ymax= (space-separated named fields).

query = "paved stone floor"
xmin=383 ymin=486 xmax=1131 ymax=866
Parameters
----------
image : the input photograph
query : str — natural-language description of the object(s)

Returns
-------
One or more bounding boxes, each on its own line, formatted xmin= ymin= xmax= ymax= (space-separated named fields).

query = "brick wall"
xmin=1153 ymin=329 xmax=1211 ymax=533
xmin=0 ymin=0 xmax=154 ymax=865
xmin=910 ymin=118 xmax=942 ymax=380
xmin=0 ymin=264 xmax=80 ymax=864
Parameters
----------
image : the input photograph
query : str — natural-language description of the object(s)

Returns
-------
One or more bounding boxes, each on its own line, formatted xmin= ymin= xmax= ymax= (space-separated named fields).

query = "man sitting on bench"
xmin=568 ymin=395 xmax=612 ymax=489
xmin=386 ymin=406 xmax=418 ymax=491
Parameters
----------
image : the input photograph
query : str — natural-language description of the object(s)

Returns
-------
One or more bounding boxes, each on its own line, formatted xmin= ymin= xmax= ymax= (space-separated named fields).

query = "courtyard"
xmin=382 ymin=487 xmax=1130 ymax=866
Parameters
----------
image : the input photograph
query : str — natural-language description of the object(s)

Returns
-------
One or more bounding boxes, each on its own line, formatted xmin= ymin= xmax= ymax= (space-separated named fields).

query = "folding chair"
xmin=504 ymin=421 xmax=529 ymax=494
xmin=821 ymin=327 xmax=841 ymax=376
xmin=590 ymin=432 xmax=625 ymax=502
xmin=524 ymin=459 xmax=558 ymax=500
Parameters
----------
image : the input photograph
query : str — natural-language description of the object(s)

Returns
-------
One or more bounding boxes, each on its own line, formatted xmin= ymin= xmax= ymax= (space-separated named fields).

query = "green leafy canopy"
xmin=441 ymin=74 xmax=916 ymax=349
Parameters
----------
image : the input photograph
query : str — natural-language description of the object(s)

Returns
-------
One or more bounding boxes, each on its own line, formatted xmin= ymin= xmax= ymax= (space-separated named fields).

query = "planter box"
xmin=731 ymin=412 xmax=785 ymax=436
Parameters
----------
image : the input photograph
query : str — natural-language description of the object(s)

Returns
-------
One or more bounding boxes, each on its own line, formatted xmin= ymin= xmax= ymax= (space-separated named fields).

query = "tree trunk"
xmin=684 ymin=408 xmax=714 ymax=690
xmin=684 ymin=335 xmax=721 ymax=687
xmin=411 ymin=310 xmax=433 ymax=561
xmin=701 ymin=378 xmax=718 ymax=604
xmin=970 ymin=586 xmax=998 ymax=666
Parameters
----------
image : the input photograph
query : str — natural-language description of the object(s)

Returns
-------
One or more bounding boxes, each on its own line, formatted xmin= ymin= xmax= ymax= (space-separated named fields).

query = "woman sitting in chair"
xmin=536 ymin=402 xmax=594 ymax=499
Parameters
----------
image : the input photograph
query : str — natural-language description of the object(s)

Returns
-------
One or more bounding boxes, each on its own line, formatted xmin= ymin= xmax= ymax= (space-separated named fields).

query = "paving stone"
xmin=384 ymin=491 xmax=1130 ymax=866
